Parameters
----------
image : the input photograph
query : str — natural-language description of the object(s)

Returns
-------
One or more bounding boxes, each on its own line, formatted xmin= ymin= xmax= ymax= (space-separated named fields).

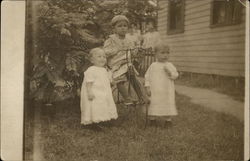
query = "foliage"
xmin=126 ymin=0 xmax=158 ymax=25
xmin=28 ymin=0 xmax=158 ymax=103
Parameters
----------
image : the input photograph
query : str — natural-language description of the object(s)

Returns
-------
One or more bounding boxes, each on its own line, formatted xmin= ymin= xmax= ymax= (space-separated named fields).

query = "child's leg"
xmin=117 ymin=82 xmax=134 ymax=104
xmin=128 ymin=74 xmax=149 ymax=103
xmin=91 ymin=123 xmax=104 ymax=131
xmin=165 ymin=117 xmax=172 ymax=122
xmin=148 ymin=116 xmax=158 ymax=127
xmin=117 ymin=82 xmax=129 ymax=99
xmin=164 ymin=116 xmax=173 ymax=127
xmin=81 ymin=123 xmax=103 ymax=131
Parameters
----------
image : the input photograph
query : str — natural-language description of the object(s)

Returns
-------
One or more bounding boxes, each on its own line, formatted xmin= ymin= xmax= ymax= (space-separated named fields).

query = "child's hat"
xmin=111 ymin=15 xmax=129 ymax=26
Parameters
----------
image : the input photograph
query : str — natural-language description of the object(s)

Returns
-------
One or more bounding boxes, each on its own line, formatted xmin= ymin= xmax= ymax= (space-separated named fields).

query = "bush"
xmin=27 ymin=0 xmax=158 ymax=104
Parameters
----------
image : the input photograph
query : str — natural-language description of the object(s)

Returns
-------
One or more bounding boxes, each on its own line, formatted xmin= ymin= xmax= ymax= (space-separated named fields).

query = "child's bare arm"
xmin=86 ymin=82 xmax=95 ymax=100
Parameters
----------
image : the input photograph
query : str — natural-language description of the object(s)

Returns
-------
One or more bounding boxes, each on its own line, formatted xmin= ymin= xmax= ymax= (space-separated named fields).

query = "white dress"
xmin=126 ymin=32 xmax=141 ymax=48
xmin=142 ymin=31 xmax=161 ymax=50
xmin=145 ymin=62 xmax=178 ymax=116
xmin=80 ymin=66 xmax=118 ymax=125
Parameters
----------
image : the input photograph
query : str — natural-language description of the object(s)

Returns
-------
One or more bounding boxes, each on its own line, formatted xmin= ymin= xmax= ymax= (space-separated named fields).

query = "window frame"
xmin=167 ymin=0 xmax=185 ymax=35
xmin=210 ymin=0 xmax=242 ymax=28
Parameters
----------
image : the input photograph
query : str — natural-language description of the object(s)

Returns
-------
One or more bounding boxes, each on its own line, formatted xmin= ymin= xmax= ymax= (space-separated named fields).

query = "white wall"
xmin=1 ymin=1 xmax=25 ymax=160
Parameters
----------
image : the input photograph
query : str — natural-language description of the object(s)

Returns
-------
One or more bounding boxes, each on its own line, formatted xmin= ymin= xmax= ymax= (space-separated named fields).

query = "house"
xmin=157 ymin=0 xmax=246 ymax=77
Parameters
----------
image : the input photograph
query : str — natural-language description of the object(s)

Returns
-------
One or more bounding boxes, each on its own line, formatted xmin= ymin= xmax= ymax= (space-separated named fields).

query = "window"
xmin=211 ymin=0 xmax=242 ymax=27
xmin=167 ymin=0 xmax=185 ymax=35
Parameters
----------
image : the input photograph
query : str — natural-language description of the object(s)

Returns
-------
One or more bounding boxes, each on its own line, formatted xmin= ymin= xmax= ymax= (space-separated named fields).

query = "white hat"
xmin=111 ymin=15 xmax=129 ymax=26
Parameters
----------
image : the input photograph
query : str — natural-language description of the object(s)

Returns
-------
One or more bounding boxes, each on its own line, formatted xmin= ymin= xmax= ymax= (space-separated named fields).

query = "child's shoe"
xmin=143 ymin=98 xmax=150 ymax=104
xmin=101 ymin=120 xmax=117 ymax=127
xmin=123 ymin=97 xmax=136 ymax=105
xmin=123 ymin=99 xmax=133 ymax=105
xmin=164 ymin=121 xmax=173 ymax=128
xmin=149 ymin=120 xmax=157 ymax=127
xmin=90 ymin=124 xmax=104 ymax=132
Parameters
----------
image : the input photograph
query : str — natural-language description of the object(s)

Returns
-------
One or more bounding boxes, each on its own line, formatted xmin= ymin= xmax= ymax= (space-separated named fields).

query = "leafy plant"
xmin=27 ymin=0 xmax=158 ymax=103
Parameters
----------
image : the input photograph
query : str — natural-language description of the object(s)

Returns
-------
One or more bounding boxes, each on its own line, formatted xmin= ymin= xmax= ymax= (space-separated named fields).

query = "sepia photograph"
xmin=1 ymin=0 xmax=249 ymax=161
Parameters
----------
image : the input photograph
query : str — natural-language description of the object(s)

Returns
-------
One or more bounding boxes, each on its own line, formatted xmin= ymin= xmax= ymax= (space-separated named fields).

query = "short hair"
xmin=154 ymin=43 xmax=170 ymax=53
xmin=88 ymin=47 xmax=105 ymax=60
xmin=111 ymin=15 xmax=129 ymax=26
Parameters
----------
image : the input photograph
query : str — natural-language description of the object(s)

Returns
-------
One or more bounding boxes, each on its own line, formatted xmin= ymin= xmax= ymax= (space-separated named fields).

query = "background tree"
xmin=27 ymin=0 xmax=158 ymax=104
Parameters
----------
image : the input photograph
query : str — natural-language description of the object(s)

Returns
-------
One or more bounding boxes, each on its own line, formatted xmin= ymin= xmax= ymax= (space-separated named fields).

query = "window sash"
xmin=210 ymin=0 xmax=242 ymax=27
xmin=167 ymin=0 xmax=185 ymax=35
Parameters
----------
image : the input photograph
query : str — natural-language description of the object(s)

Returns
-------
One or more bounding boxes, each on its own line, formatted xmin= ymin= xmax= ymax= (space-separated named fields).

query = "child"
xmin=104 ymin=15 xmax=148 ymax=105
xmin=142 ymin=21 xmax=161 ymax=52
xmin=80 ymin=48 xmax=118 ymax=128
xmin=126 ymin=22 xmax=142 ymax=48
xmin=126 ymin=22 xmax=143 ymax=73
xmin=144 ymin=44 xmax=178 ymax=127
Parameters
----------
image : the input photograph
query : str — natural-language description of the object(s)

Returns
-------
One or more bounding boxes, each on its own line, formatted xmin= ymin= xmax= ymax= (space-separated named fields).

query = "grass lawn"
xmin=25 ymin=93 xmax=244 ymax=161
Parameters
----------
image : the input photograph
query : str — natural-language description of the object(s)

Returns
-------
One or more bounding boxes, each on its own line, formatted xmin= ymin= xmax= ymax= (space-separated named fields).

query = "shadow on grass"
xmin=25 ymin=94 xmax=244 ymax=161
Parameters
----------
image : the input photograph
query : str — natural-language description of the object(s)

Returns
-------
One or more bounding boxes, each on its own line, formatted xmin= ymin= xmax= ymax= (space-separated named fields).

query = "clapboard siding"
xmin=160 ymin=25 xmax=245 ymax=39
xmin=177 ymin=66 xmax=244 ymax=76
xmin=185 ymin=4 xmax=210 ymax=15
xmin=168 ymin=36 xmax=245 ymax=47
xmin=170 ymin=56 xmax=245 ymax=63
xmin=162 ymin=33 xmax=245 ymax=46
xmin=157 ymin=0 xmax=245 ymax=77
xmin=173 ymin=62 xmax=244 ymax=70
xmin=171 ymin=43 xmax=245 ymax=51
xmin=185 ymin=16 xmax=210 ymax=26
xmin=186 ymin=12 xmax=210 ymax=20
xmin=186 ymin=0 xmax=210 ymax=4
xmin=172 ymin=50 xmax=245 ymax=57
xmin=186 ymin=0 xmax=211 ymax=9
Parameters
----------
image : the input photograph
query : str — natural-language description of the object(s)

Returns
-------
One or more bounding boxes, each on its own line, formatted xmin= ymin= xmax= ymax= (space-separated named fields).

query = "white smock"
xmin=80 ymin=66 xmax=118 ymax=125
xmin=145 ymin=62 xmax=178 ymax=116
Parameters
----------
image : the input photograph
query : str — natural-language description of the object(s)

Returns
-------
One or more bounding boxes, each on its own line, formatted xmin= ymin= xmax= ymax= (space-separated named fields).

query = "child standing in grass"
xmin=80 ymin=48 xmax=118 ymax=129
xmin=104 ymin=15 xmax=148 ymax=105
xmin=145 ymin=44 xmax=178 ymax=127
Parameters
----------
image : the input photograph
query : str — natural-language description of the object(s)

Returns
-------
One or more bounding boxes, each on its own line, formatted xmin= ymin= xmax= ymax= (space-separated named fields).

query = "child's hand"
xmin=146 ymin=87 xmax=151 ymax=96
xmin=164 ymin=66 xmax=171 ymax=77
xmin=87 ymin=91 xmax=95 ymax=101
xmin=110 ymin=81 xmax=116 ymax=87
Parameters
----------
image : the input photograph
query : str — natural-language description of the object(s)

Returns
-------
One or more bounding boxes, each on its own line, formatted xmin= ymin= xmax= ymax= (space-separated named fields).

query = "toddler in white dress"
xmin=80 ymin=48 xmax=118 ymax=129
xmin=145 ymin=44 xmax=178 ymax=127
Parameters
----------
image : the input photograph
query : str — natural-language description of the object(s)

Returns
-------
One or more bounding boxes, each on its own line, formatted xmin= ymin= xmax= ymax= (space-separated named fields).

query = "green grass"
xmin=25 ymin=94 xmax=244 ymax=161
